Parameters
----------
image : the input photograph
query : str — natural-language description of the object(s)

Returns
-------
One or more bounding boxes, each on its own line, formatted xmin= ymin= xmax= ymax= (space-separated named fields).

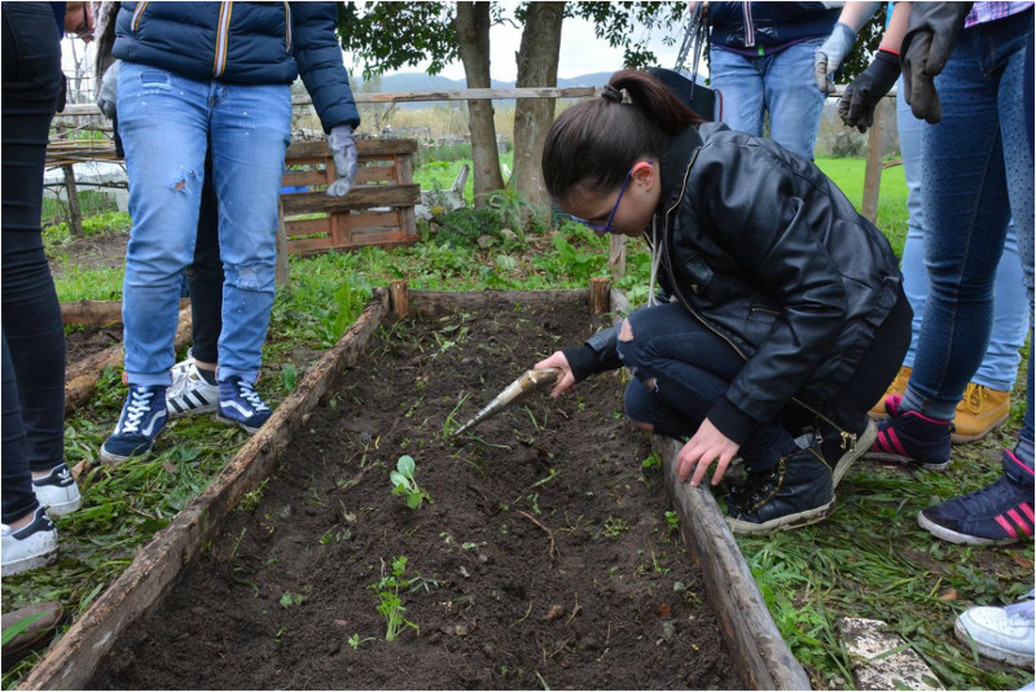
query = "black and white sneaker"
xmin=32 ymin=463 xmax=81 ymax=516
xmin=166 ymin=360 xmax=219 ymax=416
xmin=1 ymin=506 xmax=58 ymax=577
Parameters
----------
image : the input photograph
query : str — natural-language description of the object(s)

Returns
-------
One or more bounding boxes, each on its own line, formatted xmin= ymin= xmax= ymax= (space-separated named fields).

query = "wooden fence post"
xmin=861 ymin=99 xmax=887 ymax=224
xmin=62 ymin=163 xmax=84 ymax=238
xmin=608 ymin=234 xmax=626 ymax=284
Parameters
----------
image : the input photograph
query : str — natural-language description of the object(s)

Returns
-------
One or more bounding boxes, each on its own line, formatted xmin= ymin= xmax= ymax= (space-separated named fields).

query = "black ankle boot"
xmin=818 ymin=418 xmax=877 ymax=489
xmin=725 ymin=444 xmax=835 ymax=534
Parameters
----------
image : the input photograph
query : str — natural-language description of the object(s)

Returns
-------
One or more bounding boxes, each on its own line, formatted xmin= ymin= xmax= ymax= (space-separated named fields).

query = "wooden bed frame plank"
xmin=22 ymin=290 xmax=390 ymax=690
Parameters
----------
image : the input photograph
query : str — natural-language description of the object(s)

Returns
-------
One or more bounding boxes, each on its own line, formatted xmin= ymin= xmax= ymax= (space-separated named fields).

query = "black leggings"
xmin=2 ymin=2 xmax=65 ymax=523
xmin=185 ymin=153 xmax=224 ymax=365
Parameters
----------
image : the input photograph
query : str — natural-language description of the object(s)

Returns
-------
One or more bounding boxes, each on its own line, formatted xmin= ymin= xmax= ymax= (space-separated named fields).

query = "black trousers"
xmin=185 ymin=152 xmax=224 ymax=365
xmin=1 ymin=2 xmax=64 ymax=523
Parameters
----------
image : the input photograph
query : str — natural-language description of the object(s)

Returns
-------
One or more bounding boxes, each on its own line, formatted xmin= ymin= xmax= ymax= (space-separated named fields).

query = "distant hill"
xmin=352 ymin=71 xmax=613 ymax=109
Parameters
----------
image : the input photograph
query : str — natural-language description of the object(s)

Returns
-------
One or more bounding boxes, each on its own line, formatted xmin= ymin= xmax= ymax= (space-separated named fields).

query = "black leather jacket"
xmin=575 ymin=123 xmax=903 ymax=445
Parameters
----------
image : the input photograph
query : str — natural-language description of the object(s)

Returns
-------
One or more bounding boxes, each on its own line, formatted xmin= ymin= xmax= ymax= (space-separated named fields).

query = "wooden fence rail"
xmin=47 ymin=85 xmax=895 ymax=248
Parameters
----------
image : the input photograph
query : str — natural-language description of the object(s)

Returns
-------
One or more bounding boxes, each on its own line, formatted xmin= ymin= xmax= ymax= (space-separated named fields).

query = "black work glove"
xmin=838 ymin=49 xmax=901 ymax=133
xmin=900 ymin=2 xmax=974 ymax=124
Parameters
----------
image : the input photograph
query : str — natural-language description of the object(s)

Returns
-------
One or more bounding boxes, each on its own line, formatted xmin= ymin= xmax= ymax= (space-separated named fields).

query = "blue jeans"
xmin=614 ymin=297 xmax=909 ymax=471
xmin=618 ymin=303 xmax=799 ymax=471
xmin=895 ymin=76 xmax=1027 ymax=392
xmin=708 ymin=39 xmax=825 ymax=161
xmin=902 ymin=11 xmax=1034 ymax=474
xmin=117 ymin=63 xmax=291 ymax=385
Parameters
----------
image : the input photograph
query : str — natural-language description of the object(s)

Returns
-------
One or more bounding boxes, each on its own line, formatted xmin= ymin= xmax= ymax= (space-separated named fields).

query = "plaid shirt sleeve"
xmin=965 ymin=1 xmax=1034 ymax=28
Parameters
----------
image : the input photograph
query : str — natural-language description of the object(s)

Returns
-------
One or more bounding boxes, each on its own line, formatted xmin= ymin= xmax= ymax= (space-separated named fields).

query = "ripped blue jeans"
xmin=117 ymin=62 xmax=291 ymax=385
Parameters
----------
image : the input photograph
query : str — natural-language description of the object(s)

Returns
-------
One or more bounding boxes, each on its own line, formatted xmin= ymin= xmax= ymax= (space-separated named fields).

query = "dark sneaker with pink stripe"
xmin=918 ymin=452 xmax=1034 ymax=545
xmin=866 ymin=395 xmax=953 ymax=471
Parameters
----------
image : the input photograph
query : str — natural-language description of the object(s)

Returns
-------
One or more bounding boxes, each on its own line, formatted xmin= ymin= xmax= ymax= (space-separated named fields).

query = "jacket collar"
xmin=658 ymin=124 xmax=704 ymax=210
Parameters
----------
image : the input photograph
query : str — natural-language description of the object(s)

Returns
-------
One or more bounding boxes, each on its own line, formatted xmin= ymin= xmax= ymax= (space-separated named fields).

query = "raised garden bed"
xmin=23 ymin=286 xmax=808 ymax=690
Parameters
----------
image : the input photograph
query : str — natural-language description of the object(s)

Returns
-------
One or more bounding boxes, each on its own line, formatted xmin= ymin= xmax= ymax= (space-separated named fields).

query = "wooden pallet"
xmin=19 ymin=283 xmax=810 ymax=690
xmin=280 ymin=139 xmax=420 ymax=255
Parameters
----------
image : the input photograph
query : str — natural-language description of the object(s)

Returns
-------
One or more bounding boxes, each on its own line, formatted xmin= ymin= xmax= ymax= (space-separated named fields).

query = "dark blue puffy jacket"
xmin=708 ymin=2 xmax=841 ymax=49
xmin=112 ymin=2 xmax=359 ymax=132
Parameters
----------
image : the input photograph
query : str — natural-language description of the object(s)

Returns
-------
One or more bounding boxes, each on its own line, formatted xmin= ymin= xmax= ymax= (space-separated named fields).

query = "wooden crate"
xmin=279 ymin=138 xmax=420 ymax=255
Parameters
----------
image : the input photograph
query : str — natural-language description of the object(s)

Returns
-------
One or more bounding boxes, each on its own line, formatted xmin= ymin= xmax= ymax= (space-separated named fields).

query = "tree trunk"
xmin=512 ymin=2 xmax=564 ymax=215
xmin=455 ymin=2 xmax=504 ymax=208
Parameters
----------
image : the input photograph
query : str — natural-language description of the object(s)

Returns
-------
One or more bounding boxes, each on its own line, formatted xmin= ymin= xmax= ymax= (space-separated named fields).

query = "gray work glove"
xmin=900 ymin=2 xmax=974 ymax=124
xmin=97 ymin=59 xmax=120 ymax=119
xmin=326 ymin=124 xmax=358 ymax=197
xmin=814 ymin=22 xmax=857 ymax=94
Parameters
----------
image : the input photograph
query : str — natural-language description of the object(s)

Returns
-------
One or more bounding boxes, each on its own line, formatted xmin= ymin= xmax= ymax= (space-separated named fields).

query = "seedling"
xmin=368 ymin=556 xmax=422 ymax=641
xmin=390 ymin=455 xmax=433 ymax=509
xmin=348 ymin=633 xmax=375 ymax=649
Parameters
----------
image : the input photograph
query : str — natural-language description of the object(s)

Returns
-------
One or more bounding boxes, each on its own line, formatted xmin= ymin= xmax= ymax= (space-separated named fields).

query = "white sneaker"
xmin=1 ymin=506 xmax=58 ymax=577
xmin=32 ymin=463 xmax=81 ymax=516
xmin=955 ymin=591 xmax=1035 ymax=669
xmin=167 ymin=360 xmax=219 ymax=416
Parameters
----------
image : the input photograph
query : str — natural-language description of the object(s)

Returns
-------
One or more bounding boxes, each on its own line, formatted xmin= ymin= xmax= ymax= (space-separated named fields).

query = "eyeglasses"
xmin=569 ymin=168 xmax=632 ymax=234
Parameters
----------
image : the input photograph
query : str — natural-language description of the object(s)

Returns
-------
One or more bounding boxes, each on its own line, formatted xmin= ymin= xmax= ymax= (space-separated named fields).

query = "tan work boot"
xmin=869 ymin=365 xmax=911 ymax=420
xmin=951 ymin=382 xmax=1010 ymax=444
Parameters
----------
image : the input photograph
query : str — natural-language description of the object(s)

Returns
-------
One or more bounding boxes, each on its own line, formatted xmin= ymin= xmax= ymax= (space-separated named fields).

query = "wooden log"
xmin=589 ymin=277 xmax=611 ymax=315
xmin=60 ymin=299 xmax=190 ymax=326
xmin=23 ymin=289 xmax=391 ymax=690
xmin=657 ymin=436 xmax=813 ymax=690
xmin=64 ymin=306 xmax=193 ymax=412
xmin=389 ymin=279 xmax=409 ymax=317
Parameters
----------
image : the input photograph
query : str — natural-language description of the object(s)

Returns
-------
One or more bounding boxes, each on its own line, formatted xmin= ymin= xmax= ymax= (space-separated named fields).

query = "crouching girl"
xmin=535 ymin=69 xmax=911 ymax=534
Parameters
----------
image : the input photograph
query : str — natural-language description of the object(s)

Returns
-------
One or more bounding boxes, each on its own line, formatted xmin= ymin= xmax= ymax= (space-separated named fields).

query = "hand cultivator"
xmin=452 ymin=367 xmax=560 ymax=437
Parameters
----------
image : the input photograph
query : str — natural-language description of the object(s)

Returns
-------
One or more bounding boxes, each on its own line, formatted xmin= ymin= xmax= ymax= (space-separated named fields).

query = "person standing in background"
xmin=702 ymin=1 xmax=841 ymax=160
xmin=2 ymin=1 xmax=92 ymax=575
xmin=99 ymin=2 xmax=361 ymax=463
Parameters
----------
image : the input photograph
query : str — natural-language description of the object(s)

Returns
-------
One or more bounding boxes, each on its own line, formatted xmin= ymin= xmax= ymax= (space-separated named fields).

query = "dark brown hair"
xmin=542 ymin=69 xmax=704 ymax=204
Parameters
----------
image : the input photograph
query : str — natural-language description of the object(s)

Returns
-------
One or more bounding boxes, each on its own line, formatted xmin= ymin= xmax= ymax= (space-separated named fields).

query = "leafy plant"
xmin=348 ymin=633 xmax=375 ymax=649
xmin=603 ymin=515 xmax=630 ymax=538
xmin=390 ymin=455 xmax=433 ymax=509
xmin=279 ymin=591 xmax=306 ymax=608
xmin=368 ymin=556 xmax=421 ymax=641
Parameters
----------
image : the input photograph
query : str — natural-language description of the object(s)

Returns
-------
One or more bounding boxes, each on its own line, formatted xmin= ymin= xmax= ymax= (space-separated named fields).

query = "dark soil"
xmin=64 ymin=323 xmax=122 ymax=363
xmin=48 ymin=230 xmax=130 ymax=280
xmin=89 ymin=293 xmax=741 ymax=690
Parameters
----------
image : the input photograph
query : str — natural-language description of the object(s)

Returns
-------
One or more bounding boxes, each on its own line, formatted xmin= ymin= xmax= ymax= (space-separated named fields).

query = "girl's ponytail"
xmin=542 ymin=69 xmax=704 ymax=203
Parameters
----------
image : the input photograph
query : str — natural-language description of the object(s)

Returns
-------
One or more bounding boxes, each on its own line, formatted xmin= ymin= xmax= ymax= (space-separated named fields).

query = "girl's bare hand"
xmin=676 ymin=418 xmax=740 ymax=486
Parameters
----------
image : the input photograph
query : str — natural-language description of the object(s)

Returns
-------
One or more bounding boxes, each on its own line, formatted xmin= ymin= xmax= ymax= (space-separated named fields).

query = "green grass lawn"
xmin=7 ymin=156 xmax=1030 ymax=690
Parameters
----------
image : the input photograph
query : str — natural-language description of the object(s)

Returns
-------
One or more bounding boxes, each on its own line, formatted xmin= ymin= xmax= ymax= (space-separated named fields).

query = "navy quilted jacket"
xmin=112 ymin=1 xmax=359 ymax=131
